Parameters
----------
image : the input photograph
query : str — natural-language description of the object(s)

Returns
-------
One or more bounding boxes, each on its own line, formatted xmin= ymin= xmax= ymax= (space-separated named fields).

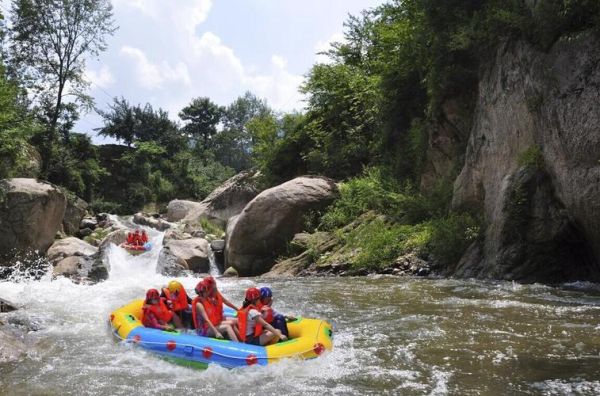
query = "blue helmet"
xmin=260 ymin=287 xmax=272 ymax=299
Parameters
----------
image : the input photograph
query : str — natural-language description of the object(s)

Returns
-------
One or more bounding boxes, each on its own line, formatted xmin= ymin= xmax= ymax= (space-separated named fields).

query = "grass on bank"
xmin=313 ymin=168 xmax=481 ymax=272
xmin=198 ymin=217 xmax=225 ymax=239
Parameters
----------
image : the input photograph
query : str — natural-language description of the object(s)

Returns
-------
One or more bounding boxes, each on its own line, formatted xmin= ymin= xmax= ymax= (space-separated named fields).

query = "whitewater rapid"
xmin=1 ymin=223 xmax=600 ymax=394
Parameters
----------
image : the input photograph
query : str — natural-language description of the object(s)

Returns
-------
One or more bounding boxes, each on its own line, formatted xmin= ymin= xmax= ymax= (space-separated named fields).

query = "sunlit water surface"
xmin=1 ymin=227 xmax=600 ymax=395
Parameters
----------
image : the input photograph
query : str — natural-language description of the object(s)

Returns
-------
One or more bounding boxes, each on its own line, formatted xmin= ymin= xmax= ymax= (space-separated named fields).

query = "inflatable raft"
xmin=109 ymin=299 xmax=333 ymax=369
xmin=119 ymin=242 xmax=152 ymax=255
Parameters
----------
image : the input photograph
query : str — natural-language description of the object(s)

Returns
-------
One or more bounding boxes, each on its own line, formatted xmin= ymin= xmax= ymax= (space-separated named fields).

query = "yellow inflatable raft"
xmin=109 ymin=299 xmax=333 ymax=369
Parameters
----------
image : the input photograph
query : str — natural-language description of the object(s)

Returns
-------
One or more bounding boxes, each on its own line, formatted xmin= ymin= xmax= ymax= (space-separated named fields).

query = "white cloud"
xmin=315 ymin=32 xmax=345 ymax=64
xmin=96 ymin=0 xmax=305 ymax=118
xmin=120 ymin=46 xmax=191 ymax=89
xmin=86 ymin=65 xmax=115 ymax=89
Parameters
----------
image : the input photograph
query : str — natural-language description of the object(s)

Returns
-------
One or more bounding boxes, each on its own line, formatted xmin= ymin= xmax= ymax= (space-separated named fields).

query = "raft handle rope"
xmin=111 ymin=320 xmax=329 ymax=361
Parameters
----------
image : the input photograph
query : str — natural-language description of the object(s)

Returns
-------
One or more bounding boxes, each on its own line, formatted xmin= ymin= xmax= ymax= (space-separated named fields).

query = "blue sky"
xmin=65 ymin=0 xmax=386 ymax=143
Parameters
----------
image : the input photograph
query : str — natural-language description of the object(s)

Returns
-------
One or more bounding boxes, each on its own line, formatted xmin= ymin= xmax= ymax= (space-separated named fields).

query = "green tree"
xmin=179 ymin=97 xmax=223 ymax=153
xmin=0 ymin=64 xmax=39 ymax=179
xmin=97 ymin=98 xmax=185 ymax=154
xmin=301 ymin=63 xmax=381 ymax=179
xmin=213 ymin=92 xmax=271 ymax=171
xmin=8 ymin=0 xmax=116 ymax=172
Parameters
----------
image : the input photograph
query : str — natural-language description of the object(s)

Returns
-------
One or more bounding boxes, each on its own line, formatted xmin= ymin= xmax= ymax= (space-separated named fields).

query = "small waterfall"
xmin=105 ymin=217 xmax=165 ymax=280
xmin=207 ymin=248 xmax=220 ymax=276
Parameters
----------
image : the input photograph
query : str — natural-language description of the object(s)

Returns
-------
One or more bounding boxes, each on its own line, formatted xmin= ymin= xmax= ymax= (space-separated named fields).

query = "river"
xmin=0 ymin=228 xmax=599 ymax=395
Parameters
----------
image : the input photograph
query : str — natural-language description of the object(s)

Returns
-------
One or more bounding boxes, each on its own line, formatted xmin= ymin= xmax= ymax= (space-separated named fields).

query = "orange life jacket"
xmin=191 ymin=293 xmax=224 ymax=331
xmin=204 ymin=292 xmax=224 ymax=325
xmin=142 ymin=297 xmax=173 ymax=325
xmin=162 ymin=287 xmax=189 ymax=312
xmin=237 ymin=305 xmax=263 ymax=343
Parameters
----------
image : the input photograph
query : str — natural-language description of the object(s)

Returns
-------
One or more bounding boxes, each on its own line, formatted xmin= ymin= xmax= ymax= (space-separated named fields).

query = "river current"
xmin=1 ymin=227 xmax=599 ymax=395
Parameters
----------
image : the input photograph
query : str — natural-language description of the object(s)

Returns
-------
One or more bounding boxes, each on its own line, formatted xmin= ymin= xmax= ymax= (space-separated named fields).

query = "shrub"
xmin=428 ymin=212 xmax=481 ymax=268
xmin=518 ymin=145 xmax=544 ymax=170
xmin=199 ymin=217 xmax=225 ymax=238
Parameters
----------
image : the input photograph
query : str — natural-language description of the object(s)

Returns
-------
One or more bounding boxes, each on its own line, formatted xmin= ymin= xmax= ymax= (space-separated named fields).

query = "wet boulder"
xmin=0 ymin=178 xmax=66 ymax=258
xmin=46 ymin=237 xmax=100 ymax=280
xmin=47 ymin=237 xmax=98 ymax=263
xmin=226 ymin=176 xmax=338 ymax=276
xmin=0 ymin=298 xmax=17 ymax=313
xmin=222 ymin=266 xmax=239 ymax=277
xmin=158 ymin=238 xmax=210 ymax=275
xmin=80 ymin=217 xmax=98 ymax=230
xmin=133 ymin=212 xmax=171 ymax=231
xmin=163 ymin=229 xmax=192 ymax=243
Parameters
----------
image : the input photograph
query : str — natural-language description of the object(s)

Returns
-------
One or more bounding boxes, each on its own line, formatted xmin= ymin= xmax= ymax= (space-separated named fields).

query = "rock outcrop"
xmin=167 ymin=170 xmax=260 ymax=227
xmin=158 ymin=238 xmax=210 ymax=275
xmin=46 ymin=237 xmax=104 ymax=280
xmin=226 ymin=176 xmax=338 ymax=276
xmin=133 ymin=212 xmax=171 ymax=231
xmin=47 ymin=237 xmax=98 ymax=262
xmin=0 ymin=178 xmax=66 ymax=258
xmin=451 ymin=33 xmax=600 ymax=282
xmin=62 ymin=195 xmax=88 ymax=236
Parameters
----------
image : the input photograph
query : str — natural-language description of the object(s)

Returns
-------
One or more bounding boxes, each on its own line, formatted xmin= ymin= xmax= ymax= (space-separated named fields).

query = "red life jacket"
xmin=237 ymin=305 xmax=263 ymax=343
xmin=141 ymin=233 xmax=149 ymax=243
xmin=127 ymin=233 xmax=134 ymax=244
xmin=204 ymin=292 xmax=224 ymax=325
xmin=191 ymin=293 xmax=223 ymax=331
xmin=162 ymin=287 xmax=189 ymax=312
xmin=142 ymin=297 xmax=173 ymax=326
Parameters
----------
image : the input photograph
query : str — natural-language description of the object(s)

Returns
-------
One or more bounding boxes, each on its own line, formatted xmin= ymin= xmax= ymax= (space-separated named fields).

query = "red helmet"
xmin=204 ymin=276 xmax=216 ymax=288
xmin=195 ymin=280 xmax=208 ymax=295
xmin=245 ymin=287 xmax=260 ymax=301
xmin=261 ymin=305 xmax=274 ymax=323
xmin=146 ymin=288 xmax=159 ymax=301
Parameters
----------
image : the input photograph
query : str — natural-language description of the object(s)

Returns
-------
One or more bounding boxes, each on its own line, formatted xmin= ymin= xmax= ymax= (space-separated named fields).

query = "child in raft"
xmin=259 ymin=286 xmax=293 ymax=337
xmin=237 ymin=287 xmax=287 ymax=346
xmin=203 ymin=276 xmax=239 ymax=312
xmin=192 ymin=280 xmax=239 ymax=340
xmin=141 ymin=288 xmax=182 ymax=331
xmin=160 ymin=280 xmax=193 ymax=328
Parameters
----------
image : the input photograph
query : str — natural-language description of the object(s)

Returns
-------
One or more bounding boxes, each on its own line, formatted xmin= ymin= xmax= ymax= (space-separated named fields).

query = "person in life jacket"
xmin=259 ymin=286 xmax=292 ymax=337
xmin=191 ymin=280 xmax=239 ymax=341
xmin=160 ymin=280 xmax=192 ymax=328
xmin=133 ymin=229 xmax=142 ymax=246
xmin=203 ymin=276 xmax=239 ymax=312
xmin=141 ymin=230 xmax=149 ymax=244
xmin=237 ymin=287 xmax=287 ymax=346
xmin=141 ymin=288 xmax=182 ymax=331
xmin=126 ymin=231 xmax=134 ymax=245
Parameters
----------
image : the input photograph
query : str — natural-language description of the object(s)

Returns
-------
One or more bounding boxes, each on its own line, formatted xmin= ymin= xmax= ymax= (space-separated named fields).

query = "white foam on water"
xmin=2 ymin=246 xmax=600 ymax=394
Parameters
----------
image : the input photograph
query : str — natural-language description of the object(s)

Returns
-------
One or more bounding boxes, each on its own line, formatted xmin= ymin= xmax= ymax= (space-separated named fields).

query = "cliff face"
xmin=449 ymin=32 xmax=600 ymax=283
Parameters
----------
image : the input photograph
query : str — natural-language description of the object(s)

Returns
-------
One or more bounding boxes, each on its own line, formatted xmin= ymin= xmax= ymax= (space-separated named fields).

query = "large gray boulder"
xmin=226 ymin=176 xmax=338 ymax=276
xmin=0 ymin=178 xmax=66 ymax=258
xmin=62 ymin=195 xmax=88 ymax=236
xmin=452 ymin=32 xmax=600 ymax=282
xmin=158 ymin=238 xmax=210 ymax=275
xmin=167 ymin=170 xmax=261 ymax=227
xmin=46 ymin=237 xmax=101 ymax=280
xmin=47 ymin=237 xmax=98 ymax=263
